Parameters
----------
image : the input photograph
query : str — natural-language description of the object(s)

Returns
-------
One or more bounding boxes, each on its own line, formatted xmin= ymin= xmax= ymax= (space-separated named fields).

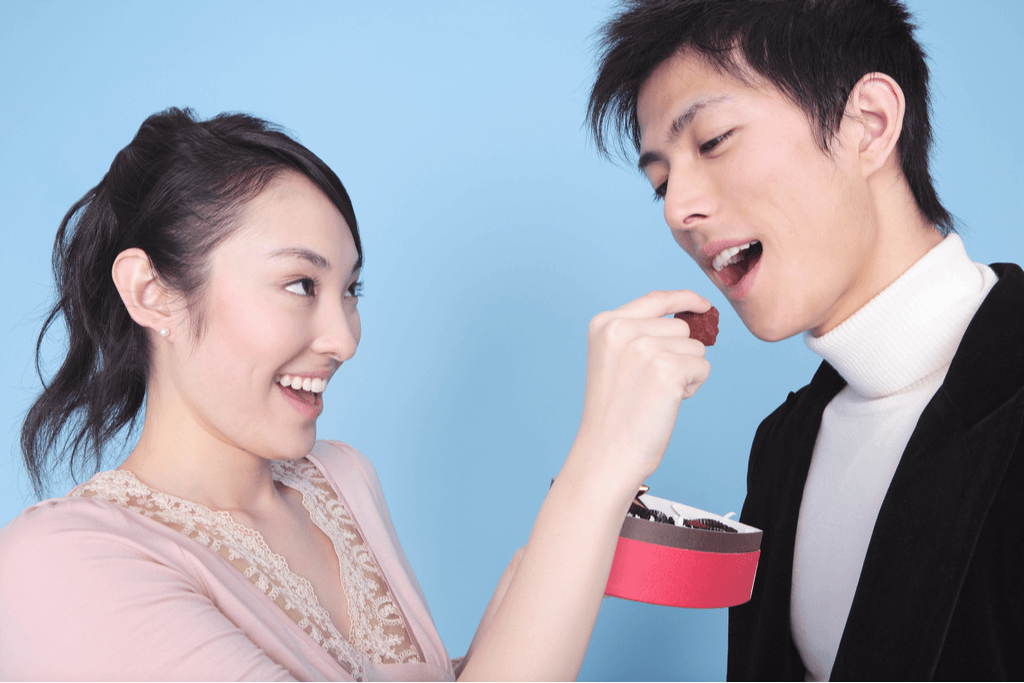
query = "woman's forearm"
xmin=457 ymin=446 xmax=639 ymax=680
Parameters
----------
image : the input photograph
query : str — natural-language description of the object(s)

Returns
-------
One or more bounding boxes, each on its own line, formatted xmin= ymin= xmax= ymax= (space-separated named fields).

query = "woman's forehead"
xmin=216 ymin=173 xmax=357 ymax=271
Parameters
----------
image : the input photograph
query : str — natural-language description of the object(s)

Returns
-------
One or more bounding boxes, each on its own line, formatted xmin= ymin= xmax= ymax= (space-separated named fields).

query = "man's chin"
xmin=735 ymin=307 xmax=804 ymax=343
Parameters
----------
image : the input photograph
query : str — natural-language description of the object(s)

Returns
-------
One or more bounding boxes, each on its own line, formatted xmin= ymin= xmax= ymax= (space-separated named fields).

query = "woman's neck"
xmin=118 ymin=391 xmax=287 ymax=515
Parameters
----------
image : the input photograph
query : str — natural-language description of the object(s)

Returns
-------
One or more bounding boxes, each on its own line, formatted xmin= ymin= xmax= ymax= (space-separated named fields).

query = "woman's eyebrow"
xmin=267 ymin=247 xmax=331 ymax=270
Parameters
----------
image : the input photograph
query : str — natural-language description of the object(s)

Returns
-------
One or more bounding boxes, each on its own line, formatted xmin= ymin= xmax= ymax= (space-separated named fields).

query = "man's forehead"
xmin=637 ymin=51 xmax=776 ymax=149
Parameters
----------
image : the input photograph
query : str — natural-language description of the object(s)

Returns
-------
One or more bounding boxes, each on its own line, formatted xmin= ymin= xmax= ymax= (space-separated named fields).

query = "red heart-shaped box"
xmin=605 ymin=494 xmax=762 ymax=608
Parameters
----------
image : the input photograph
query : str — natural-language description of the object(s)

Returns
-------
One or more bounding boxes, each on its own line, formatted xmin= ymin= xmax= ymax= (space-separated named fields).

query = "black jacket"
xmin=728 ymin=263 xmax=1024 ymax=680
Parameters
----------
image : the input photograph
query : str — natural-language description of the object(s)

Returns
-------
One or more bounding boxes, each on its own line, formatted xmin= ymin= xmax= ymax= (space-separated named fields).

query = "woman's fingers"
xmin=573 ymin=290 xmax=716 ymax=484
xmin=590 ymin=289 xmax=713 ymax=344
xmin=586 ymin=334 xmax=710 ymax=404
xmin=604 ymin=289 xmax=712 ymax=320
xmin=591 ymin=315 xmax=705 ymax=345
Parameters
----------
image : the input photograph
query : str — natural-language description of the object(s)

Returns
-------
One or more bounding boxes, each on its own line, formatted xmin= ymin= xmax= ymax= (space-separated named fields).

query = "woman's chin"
xmin=260 ymin=428 xmax=318 ymax=462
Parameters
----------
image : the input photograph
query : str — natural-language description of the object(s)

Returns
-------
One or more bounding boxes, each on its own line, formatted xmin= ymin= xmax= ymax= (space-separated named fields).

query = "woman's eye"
xmin=285 ymin=278 xmax=316 ymax=297
xmin=699 ymin=130 xmax=733 ymax=155
xmin=347 ymin=279 xmax=364 ymax=298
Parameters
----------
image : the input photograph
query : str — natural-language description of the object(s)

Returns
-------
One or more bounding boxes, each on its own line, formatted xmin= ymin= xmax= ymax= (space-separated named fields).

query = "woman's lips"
xmin=278 ymin=382 xmax=323 ymax=419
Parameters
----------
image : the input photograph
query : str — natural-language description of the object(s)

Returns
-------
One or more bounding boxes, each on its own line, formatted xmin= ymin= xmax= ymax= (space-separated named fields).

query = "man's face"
xmin=637 ymin=51 xmax=881 ymax=341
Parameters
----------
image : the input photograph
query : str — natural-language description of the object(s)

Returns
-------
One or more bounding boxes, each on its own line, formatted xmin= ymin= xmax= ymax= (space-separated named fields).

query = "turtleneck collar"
xmin=804 ymin=234 xmax=995 ymax=399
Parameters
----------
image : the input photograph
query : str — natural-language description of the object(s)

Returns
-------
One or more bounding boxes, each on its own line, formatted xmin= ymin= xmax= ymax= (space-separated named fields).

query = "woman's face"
xmin=163 ymin=171 xmax=361 ymax=462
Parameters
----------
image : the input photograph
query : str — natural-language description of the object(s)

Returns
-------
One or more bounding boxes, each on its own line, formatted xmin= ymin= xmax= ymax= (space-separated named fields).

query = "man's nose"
xmin=662 ymin=168 xmax=715 ymax=232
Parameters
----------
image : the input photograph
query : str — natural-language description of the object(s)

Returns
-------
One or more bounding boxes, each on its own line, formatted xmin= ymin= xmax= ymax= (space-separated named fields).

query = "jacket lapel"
xmin=729 ymin=361 xmax=846 ymax=679
xmin=832 ymin=263 xmax=1024 ymax=680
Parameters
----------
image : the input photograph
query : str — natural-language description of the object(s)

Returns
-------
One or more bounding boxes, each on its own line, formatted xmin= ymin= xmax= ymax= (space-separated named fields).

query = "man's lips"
xmin=709 ymin=241 xmax=762 ymax=296
xmin=701 ymin=238 xmax=761 ymax=268
xmin=676 ymin=232 xmax=763 ymax=297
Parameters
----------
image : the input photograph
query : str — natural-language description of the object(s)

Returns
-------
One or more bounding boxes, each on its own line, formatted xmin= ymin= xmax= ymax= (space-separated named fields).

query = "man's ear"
xmin=846 ymin=72 xmax=905 ymax=179
xmin=111 ymin=248 xmax=175 ymax=336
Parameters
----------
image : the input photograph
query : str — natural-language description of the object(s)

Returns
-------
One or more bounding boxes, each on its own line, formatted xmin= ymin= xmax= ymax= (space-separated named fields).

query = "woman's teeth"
xmin=712 ymin=241 xmax=758 ymax=272
xmin=276 ymin=375 xmax=327 ymax=393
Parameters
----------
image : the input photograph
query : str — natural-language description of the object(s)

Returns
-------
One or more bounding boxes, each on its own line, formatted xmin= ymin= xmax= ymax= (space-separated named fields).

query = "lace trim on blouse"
xmin=70 ymin=457 xmax=421 ymax=679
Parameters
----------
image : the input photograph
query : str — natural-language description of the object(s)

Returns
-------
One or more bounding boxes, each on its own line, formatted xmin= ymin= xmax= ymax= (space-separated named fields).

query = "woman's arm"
xmin=453 ymin=547 xmax=525 ymax=677
xmin=459 ymin=290 xmax=712 ymax=680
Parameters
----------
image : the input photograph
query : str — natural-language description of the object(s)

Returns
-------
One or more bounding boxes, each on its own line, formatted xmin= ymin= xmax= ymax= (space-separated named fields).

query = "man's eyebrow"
xmin=267 ymin=247 xmax=331 ymax=270
xmin=638 ymin=95 xmax=734 ymax=171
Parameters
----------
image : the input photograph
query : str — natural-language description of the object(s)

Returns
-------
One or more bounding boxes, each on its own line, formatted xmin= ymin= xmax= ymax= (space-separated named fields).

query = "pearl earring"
xmin=159 ymin=328 xmax=169 ymax=337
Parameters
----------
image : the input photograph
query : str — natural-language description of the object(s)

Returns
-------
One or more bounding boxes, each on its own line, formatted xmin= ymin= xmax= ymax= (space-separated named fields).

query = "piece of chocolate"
xmin=628 ymin=501 xmax=676 ymax=525
xmin=682 ymin=518 xmax=738 ymax=533
xmin=674 ymin=305 xmax=720 ymax=346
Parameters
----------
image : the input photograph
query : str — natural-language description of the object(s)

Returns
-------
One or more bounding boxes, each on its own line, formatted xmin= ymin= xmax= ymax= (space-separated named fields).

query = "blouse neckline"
xmin=71 ymin=457 xmax=422 ymax=678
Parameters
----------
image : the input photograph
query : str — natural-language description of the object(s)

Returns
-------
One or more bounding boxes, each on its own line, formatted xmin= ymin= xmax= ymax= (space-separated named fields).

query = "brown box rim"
xmin=618 ymin=515 xmax=763 ymax=553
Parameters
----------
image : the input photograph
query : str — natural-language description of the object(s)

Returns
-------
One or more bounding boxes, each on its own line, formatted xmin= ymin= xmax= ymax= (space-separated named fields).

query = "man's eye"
xmin=699 ymin=130 xmax=733 ymax=155
xmin=652 ymin=181 xmax=668 ymax=202
xmin=285 ymin=278 xmax=316 ymax=296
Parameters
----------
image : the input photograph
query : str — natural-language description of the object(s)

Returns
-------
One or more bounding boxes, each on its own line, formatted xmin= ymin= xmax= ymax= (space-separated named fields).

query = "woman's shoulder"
xmin=0 ymin=491 xmax=132 ymax=557
xmin=3 ymin=494 xmax=162 ymax=591
xmin=0 ymin=488 xmax=297 ymax=681
xmin=0 ymin=492 xmax=164 ymax=631
xmin=0 ymin=477 xmax=203 ymax=589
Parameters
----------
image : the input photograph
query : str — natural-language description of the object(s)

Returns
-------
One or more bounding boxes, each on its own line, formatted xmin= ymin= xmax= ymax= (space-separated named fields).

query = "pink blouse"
xmin=0 ymin=441 xmax=454 ymax=681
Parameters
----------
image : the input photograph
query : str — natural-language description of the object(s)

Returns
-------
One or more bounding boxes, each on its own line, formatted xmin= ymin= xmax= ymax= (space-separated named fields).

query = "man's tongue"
xmin=284 ymin=385 xmax=318 ymax=406
xmin=718 ymin=242 xmax=762 ymax=287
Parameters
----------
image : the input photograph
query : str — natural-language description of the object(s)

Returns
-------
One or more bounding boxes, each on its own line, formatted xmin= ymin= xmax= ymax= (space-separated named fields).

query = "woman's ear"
xmin=846 ymin=71 xmax=905 ymax=179
xmin=111 ymin=248 xmax=175 ymax=336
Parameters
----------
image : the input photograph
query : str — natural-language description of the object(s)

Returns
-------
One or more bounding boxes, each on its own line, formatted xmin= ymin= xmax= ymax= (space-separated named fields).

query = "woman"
xmin=0 ymin=108 xmax=711 ymax=680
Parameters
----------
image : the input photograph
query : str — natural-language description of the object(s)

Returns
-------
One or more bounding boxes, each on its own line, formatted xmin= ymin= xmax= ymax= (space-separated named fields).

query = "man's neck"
xmin=810 ymin=169 xmax=943 ymax=337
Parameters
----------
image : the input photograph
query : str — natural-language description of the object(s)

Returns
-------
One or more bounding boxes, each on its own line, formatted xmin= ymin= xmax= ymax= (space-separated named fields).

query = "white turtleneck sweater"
xmin=790 ymin=234 xmax=997 ymax=681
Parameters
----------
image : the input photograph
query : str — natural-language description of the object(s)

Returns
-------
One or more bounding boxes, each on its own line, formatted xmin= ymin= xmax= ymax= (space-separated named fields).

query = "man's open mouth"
xmin=711 ymin=240 xmax=762 ymax=288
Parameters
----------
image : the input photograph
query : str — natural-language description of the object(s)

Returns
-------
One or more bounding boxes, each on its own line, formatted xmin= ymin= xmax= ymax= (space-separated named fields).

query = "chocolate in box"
xmin=605 ymin=494 xmax=762 ymax=609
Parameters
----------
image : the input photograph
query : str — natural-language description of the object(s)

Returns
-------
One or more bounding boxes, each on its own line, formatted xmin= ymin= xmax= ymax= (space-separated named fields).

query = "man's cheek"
xmin=671 ymin=228 xmax=696 ymax=257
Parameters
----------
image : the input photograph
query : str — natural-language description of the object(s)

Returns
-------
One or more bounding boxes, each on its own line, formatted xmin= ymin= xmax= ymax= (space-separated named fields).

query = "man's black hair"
xmin=587 ymin=0 xmax=953 ymax=233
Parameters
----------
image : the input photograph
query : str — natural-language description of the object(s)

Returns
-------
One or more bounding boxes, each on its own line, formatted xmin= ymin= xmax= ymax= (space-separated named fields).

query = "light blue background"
xmin=1 ymin=1 xmax=1021 ymax=679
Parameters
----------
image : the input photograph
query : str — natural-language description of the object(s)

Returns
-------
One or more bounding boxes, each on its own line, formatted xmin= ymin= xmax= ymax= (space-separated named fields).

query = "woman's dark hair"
xmin=21 ymin=107 xmax=362 ymax=497
xmin=588 ymin=0 xmax=953 ymax=234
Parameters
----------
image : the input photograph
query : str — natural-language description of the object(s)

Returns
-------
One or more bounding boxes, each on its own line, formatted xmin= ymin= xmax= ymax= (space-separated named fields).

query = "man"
xmin=588 ymin=1 xmax=1022 ymax=679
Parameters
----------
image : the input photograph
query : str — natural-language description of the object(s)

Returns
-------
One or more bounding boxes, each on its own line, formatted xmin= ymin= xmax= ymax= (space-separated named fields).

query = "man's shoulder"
xmin=753 ymin=381 xmax=814 ymax=441
xmin=748 ymin=362 xmax=844 ymax=466
xmin=981 ymin=261 xmax=1024 ymax=326
xmin=943 ymin=261 xmax=1024 ymax=423
xmin=989 ymin=261 xmax=1024 ymax=279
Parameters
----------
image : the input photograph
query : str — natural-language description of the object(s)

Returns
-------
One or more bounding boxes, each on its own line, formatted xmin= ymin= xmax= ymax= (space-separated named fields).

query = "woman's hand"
xmin=571 ymin=289 xmax=713 ymax=487
xmin=457 ymin=289 xmax=713 ymax=681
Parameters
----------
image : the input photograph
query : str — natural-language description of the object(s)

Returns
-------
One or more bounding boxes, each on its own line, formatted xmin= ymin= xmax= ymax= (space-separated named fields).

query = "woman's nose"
xmin=311 ymin=302 xmax=360 ymax=362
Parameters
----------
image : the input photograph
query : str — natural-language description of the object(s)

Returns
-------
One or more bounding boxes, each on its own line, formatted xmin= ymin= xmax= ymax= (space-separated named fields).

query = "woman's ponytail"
xmin=21 ymin=179 xmax=149 ymax=498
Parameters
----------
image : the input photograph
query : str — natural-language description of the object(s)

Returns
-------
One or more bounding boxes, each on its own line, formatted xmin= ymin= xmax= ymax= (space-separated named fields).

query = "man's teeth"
xmin=712 ymin=241 xmax=757 ymax=272
xmin=276 ymin=375 xmax=327 ymax=393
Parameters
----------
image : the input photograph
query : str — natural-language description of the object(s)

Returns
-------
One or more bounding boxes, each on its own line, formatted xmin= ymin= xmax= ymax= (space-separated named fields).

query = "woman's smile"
xmin=275 ymin=372 xmax=333 ymax=420
xmin=277 ymin=379 xmax=324 ymax=419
